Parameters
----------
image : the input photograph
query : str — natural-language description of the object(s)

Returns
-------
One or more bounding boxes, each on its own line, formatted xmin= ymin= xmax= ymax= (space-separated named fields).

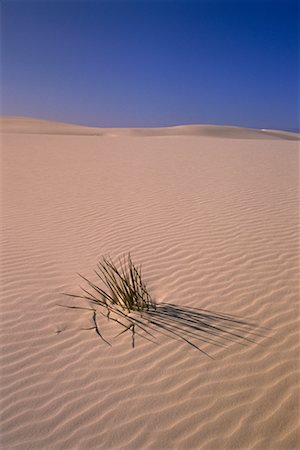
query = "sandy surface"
xmin=1 ymin=117 xmax=299 ymax=449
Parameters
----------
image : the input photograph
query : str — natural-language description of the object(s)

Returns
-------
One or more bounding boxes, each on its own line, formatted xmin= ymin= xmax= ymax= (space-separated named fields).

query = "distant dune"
xmin=1 ymin=115 xmax=299 ymax=140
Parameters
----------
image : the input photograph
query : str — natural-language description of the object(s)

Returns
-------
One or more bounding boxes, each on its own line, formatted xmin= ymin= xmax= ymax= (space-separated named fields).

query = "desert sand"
xmin=1 ymin=116 xmax=299 ymax=450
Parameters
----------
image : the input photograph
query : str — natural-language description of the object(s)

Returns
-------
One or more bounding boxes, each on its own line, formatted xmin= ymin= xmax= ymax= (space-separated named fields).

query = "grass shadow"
xmin=60 ymin=301 xmax=267 ymax=359
xmin=141 ymin=303 xmax=267 ymax=358
xmin=61 ymin=254 xmax=267 ymax=358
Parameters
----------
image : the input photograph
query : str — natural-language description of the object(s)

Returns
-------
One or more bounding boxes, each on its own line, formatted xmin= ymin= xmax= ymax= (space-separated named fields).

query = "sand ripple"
xmin=1 ymin=129 xmax=299 ymax=449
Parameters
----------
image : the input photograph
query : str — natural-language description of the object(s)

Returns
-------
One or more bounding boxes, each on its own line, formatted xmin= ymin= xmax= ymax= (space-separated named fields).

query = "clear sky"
xmin=1 ymin=0 xmax=299 ymax=131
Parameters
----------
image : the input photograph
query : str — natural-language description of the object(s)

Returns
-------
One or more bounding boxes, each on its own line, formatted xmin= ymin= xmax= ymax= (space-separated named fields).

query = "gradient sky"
xmin=1 ymin=0 xmax=299 ymax=130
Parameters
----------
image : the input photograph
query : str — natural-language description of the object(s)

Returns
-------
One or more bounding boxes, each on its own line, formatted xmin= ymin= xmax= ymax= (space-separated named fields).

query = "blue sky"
xmin=2 ymin=0 xmax=299 ymax=131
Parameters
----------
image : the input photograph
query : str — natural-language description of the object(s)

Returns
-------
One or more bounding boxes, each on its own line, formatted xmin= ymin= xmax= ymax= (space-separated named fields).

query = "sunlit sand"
xmin=1 ymin=116 xmax=299 ymax=449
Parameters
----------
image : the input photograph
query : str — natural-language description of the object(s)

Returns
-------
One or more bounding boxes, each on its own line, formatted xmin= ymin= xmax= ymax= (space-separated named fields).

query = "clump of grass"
xmin=63 ymin=253 xmax=155 ymax=347
xmin=95 ymin=253 xmax=154 ymax=313
xmin=85 ymin=253 xmax=155 ymax=312
xmin=65 ymin=253 xmax=154 ymax=314
xmin=62 ymin=254 xmax=260 ymax=355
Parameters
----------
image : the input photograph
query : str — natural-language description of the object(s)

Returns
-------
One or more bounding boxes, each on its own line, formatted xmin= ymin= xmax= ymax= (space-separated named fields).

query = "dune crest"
xmin=1 ymin=115 xmax=299 ymax=140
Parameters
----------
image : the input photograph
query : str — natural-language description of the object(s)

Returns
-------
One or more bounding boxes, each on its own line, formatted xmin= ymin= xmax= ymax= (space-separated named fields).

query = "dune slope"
xmin=1 ymin=115 xmax=299 ymax=139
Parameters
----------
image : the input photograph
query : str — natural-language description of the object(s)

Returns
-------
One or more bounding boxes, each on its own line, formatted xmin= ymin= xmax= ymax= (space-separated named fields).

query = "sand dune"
xmin=1 ymin=117 xmax=299 ymax=449
xmin=1 ymin=115 xmax=299 ymax=140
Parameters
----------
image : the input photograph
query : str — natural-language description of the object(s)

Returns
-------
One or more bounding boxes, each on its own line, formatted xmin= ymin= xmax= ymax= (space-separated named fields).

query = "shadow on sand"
xmin=60 ymin=301 xmax=267 ymax=359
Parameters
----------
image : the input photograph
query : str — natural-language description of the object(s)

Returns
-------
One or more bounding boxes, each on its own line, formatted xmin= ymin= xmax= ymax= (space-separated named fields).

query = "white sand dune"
xmin=1 ymin=116 xmax=299 ymax=449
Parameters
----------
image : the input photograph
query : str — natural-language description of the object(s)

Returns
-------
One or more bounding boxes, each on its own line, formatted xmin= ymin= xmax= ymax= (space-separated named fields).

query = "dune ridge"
xmin=1 ymin=115 xmax=299 ymax=140
xmin=1 ymin=120 xmax=299 ymax=449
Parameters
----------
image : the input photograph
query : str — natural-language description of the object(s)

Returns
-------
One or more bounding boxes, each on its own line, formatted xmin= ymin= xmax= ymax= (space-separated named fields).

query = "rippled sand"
xmin=1 ymin=117 xmax=299 ymax=449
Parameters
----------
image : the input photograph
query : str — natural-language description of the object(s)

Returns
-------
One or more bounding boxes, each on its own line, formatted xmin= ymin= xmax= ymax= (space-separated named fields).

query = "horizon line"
xmin=1 ymin=114 xmax=299 ymax=134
